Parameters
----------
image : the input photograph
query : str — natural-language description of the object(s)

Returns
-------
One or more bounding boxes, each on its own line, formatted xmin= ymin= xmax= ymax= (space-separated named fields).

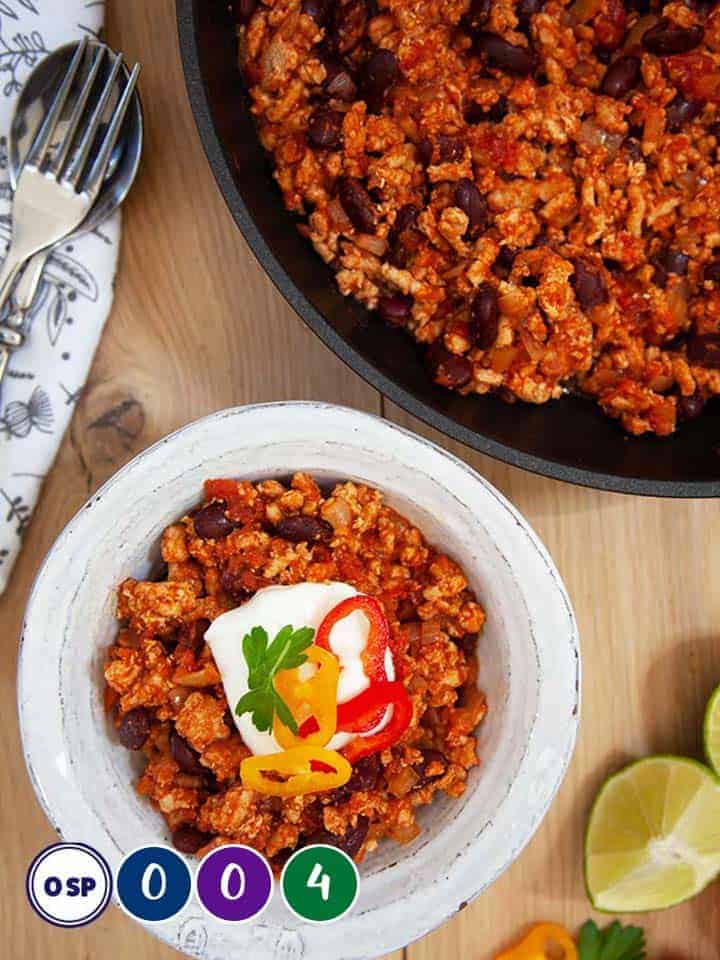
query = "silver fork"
xmin=0 ymin=37 xmax=140 ymax=385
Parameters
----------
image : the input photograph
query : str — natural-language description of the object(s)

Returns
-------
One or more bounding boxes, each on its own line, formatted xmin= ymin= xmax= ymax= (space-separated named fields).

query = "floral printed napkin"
xmin=0 ymin=0 xmax=120 ymax=596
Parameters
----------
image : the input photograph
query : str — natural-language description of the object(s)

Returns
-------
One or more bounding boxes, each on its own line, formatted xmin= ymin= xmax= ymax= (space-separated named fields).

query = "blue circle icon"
xmin=116 ymin=845 xmax=192 ymax=923
xmin=26 ymin=842 xmax=113 ymax=928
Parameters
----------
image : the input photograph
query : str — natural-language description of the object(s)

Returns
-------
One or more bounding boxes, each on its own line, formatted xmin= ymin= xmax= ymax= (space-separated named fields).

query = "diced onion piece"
xmin=355 ymin=233 xmax=388 ymax=257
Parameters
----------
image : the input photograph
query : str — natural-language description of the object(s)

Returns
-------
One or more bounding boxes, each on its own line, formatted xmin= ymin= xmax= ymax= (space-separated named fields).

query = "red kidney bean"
xmin=193 ymin=501 xmax=235 ymax=540
xmin=704 ymin=258 xmax=720 ymax=283
xmin=306 ymin=815 xmax=369 ymax=859
xmin=388 ymin=204 xmax=419 ymax=247
xmin=665 ymin=94 xmax=702 ymax=132
xmin=416 ymin=138 xmax=433 ymax=166
xmin=330 ymin=0 xmax=368 ymax=55
xmin=601 ymin=55 xmax=640 ymax=98
xmin=308 ymin=107 xmax=344 ymax=149
xmin=493 ymin=245 xmax=517 ymax=278
xmin=172 ymin=827 xmax=210 ymax=854
xmin=473 ymin=32 xmax=536 ymax=75
xmin=170 ymin=727 xmax=205 ymax=775
xmin=361 ymin=49 xmax=400 ymax=113
xmin=378 ymin=294 xmax=413 ymax=325
xmin=572 ymin=260 xmax=607 ymax=310
xmin=676 ymin=390 xmax=706 ymax=421
xmin=276 ymin=515 xmax=334 ymax=543
xmin=470 ymin=284 xmax=500 ymax=349
xmin=324 ymin=65 xmax=357 ymax=101
xmin=454 ymin=178 xmax=488 ymax=236
xmin=330 ymin=755 xmax=381 ymax=803
xmin=426 ymin=343 xmax=473 ymax=388
xmin=118 ymin=708 xmax=151 ymax=750
xmin=437 ymin=135 xmax=465 ymax=162
xmin=687 ymin=333 xmax=720 ymax=368
xmin=642 ymin=20 xmax=703 ymax=56
xmin=652 ymin=247 xmax=689 ymax=287
xmin=337 ymin=176 xmax=377 ymax=233
xmin=412 ymin=749 xmax=447 ymax=788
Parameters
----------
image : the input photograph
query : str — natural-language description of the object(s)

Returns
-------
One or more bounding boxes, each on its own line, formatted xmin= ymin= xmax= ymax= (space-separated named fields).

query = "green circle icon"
xmin=281 ymin=844 xmax=359 ymax=924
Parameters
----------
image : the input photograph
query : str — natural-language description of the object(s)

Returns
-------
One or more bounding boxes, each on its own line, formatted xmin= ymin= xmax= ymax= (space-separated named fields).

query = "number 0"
xmin=141 ymin=863 xmax=167 ymax=901
xmin=306 ymin=862 xmax=330 ymax=902
xmin=220 ymin=863 xmax=246 ymax=901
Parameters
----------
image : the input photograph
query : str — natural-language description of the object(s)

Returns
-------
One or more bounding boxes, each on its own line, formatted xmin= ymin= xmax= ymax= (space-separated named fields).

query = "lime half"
xmin=704 ymin=684 xmax=720 ymax=777
xmin=585 ymin=756 xmax=720 ymax=912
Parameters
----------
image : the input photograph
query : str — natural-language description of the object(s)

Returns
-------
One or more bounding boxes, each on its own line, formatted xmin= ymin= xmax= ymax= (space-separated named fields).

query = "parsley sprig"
xmin=578 ymin=921 xmax=646 ymax=960
xmin=235 ymin=624 xmax=314 ymax=735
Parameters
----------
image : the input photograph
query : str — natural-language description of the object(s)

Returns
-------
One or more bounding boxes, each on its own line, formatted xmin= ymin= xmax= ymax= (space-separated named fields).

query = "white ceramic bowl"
xmin=19 ymin=403 xmax=579 ymax=960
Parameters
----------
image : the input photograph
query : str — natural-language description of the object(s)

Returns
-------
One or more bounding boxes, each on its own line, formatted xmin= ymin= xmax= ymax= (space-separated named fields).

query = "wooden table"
xmin=2 ymin=2 xmax=719 ymax=957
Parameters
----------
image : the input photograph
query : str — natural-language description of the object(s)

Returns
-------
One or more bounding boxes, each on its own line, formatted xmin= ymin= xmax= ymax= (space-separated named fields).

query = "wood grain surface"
xmin=1 ymin=1 xmax=719 ymax=957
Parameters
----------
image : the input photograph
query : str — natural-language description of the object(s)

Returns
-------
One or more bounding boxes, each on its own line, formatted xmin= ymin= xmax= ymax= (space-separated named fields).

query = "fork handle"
xmin=0 ymin=247 xmax=27 ymax=315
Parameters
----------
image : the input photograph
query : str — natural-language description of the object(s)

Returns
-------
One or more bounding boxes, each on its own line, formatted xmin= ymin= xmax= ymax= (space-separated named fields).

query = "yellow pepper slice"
xmin=273 ymin=644 xmax=339 ymax=749
xmin=240 ymin=746 xmax=351 ymax=796
xmin=495 ymin=923 xmax=578 ymax=960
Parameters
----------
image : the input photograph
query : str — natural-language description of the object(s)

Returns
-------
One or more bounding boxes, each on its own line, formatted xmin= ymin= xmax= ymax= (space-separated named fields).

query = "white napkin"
xmin=0 ymin=0 xmax=120 ymax=596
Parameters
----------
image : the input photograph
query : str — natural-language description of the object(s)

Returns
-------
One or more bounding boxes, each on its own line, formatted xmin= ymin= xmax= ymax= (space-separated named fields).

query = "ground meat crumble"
xmin=103 ymin=474 xmax=487 ymax=864
xmin=234 ymin=0 xmax=720 ymax=435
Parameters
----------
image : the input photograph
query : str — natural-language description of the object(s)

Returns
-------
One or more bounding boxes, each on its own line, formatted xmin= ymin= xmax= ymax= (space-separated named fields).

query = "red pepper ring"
xmin=316 ymin=595 xmax=391 ymax=732
xmin=341 ymin=682 xmax=413 ymax=763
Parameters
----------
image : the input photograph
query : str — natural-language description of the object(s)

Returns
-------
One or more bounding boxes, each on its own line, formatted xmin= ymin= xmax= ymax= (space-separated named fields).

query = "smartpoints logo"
xmin=26 ymin=842 xmax=113 ymax=928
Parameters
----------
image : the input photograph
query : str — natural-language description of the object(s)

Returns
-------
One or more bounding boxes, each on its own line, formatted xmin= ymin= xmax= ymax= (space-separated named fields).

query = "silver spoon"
xmin=6 ymin=39 xmax=143 ymax=329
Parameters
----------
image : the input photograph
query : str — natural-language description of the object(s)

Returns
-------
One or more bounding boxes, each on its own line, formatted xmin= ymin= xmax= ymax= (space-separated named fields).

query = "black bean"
xmin=172 ymin=827 xmax=210 ymax=854
xmin=642 ymin=20 xmax=703 ymax=56
xmin=306 ymin=815 xmax=369 ymax=859
xmin=653 ymin=247 xmax=689 ymax=287
xmin=302 ymin=0 xmax=328 ymax=23
xmin=494 ymin=245 xmax=517 ymax=278
xmin=308 ymin=107 xmax=344 ymax=149
xmin=687 ymin=333 xmax=720 ymax=368
xmin=437 ymin=135 xmax=465 ymax=162
xmin=704 ymin=258 xmax=720 ymax=283
xmin=235 ymin=0 xmax=258 ymax=24
xmin=470 ymin=284 xmax=500 ymax=349
xmin=666 ymin=94 xmax=702 ymax=132
xmin=473 ymin=32 xmax=536 ymax=75
xmin=465 ymin=95 xmax=508 ymax=125
xmin=416 ymin=138 xmax=433 ymax=166
xmin=330 ymin=0 xmax=368 ymax=55
xmin=324 ymin=66 xmax=357 ymax=102
xmin=426 ymin=343 xmax=473 ymax=388
xmin=388 ymin=203 xmax=419 ymax=246
xmin=572 ymin=260 xmax=607 ymax=310
xmin=601 ymin=56 xmax=640 ymax=98
xmin=677 ymin=390 xmax=706 ymax=421
xmin=361 ymin=49 xmax=400 ymax=113
xmin=330 ymin=755 xmax=381 ymax=803
xmin=454 ymin=178 xmax=488 ymax=236
xmin=378 ymin=294 xmax=413 ymax=325
xmin=413 ymin=749 xmax=447 ymax=788
xmin=118 ymin=708 xmax=151 ymax=750
xmin=277 ymin=515 xmax=334 ymax=543
xmin=337 ymin=176 xmax=377 ymax=233
xmin=193 ymin=502 xmax=235 ymax=540
xmin=170 ymin=727 xmax=205 ymax=775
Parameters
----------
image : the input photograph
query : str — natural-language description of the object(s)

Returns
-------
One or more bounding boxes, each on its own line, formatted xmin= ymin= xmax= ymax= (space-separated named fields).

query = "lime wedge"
xmin=704 ymin=684 xmax=720 ymax=777
xmin=585 ymin=756 xmax=720 ymax=912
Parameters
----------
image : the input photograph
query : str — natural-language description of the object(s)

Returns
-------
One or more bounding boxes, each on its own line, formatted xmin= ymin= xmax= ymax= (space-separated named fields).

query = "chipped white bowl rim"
xmin=18 ymin=402 xmax=580 ymax=960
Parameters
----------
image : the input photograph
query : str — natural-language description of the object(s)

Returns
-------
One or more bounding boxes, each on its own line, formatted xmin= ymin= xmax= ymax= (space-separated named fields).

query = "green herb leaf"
xmin=235 ymin=623 xmax=315 ymax=735
xmin=578 ymin=921 xmax=646 ymax=960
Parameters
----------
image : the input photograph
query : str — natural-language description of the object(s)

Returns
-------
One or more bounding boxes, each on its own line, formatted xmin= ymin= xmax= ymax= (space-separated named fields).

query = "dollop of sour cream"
xmin=206 ymin=581 xmax=394 ymax=756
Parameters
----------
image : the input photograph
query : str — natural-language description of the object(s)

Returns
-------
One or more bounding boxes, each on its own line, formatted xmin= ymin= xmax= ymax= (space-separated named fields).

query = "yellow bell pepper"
xmin=273 ymin=644 xmax=339 ymax=749
xmin=495 ymin=923 xmax=578 ymax=960
xmin=240 ymin=746 xmax=351 ymax=796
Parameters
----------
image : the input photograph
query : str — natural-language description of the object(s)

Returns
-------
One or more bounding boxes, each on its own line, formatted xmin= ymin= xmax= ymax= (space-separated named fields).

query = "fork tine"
xmin=25 ymin=36 xmax=89 ymax=168
xmin=63 ymin=52 xmax=124 ymax=190
xmin=47 ymin=45 xmax=106 ymax=178
xmin=76 ymin=62 xmax=141 ymax=198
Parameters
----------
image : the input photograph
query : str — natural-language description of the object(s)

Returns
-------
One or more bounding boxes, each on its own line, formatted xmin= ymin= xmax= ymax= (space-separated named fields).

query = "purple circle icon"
xmin=195 ymin=845 xmax=273 ymax=923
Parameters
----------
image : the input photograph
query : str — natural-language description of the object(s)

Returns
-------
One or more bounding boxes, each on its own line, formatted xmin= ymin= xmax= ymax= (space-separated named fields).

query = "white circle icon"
xmin=26 ymin=843 xmax=113 ymax=927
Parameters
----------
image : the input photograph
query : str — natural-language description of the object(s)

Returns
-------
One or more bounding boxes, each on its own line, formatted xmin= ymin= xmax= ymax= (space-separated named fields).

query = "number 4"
xmin=306 ymin=862 xmax=330 ymax=902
